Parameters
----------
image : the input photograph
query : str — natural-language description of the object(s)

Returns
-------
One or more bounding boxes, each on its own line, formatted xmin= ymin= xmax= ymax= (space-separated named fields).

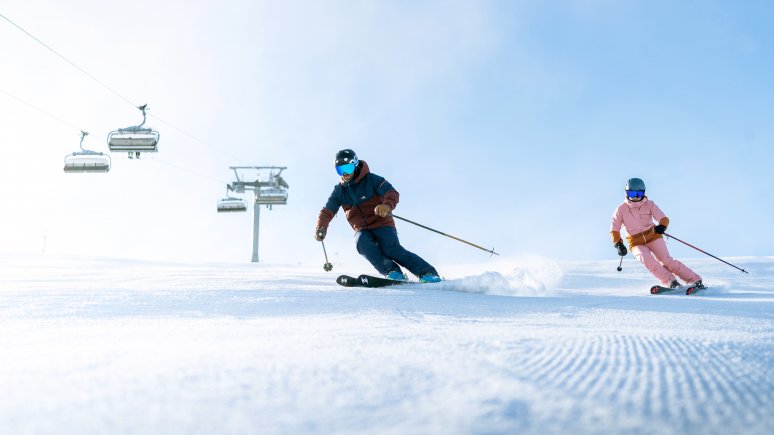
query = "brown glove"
xmin=374 ymin=204 xmax=391 ymax=218
xmin=314 ymin=226 xmax=327 ymax=241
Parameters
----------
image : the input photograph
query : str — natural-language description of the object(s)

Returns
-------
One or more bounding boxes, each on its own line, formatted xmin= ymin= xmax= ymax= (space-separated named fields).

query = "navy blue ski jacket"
xmin=316 ymin=160 xmax=399 ymax=231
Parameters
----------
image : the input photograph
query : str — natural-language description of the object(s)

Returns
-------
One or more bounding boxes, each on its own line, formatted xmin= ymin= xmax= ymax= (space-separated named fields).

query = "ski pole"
xmin=391 ymin=214 xmax=499 ymax=256
xmin=617 ymin=255 xmax=623 ymax=272
xmin=320 ymin=240 xmax=333 ymax=272
xmin=664 ymin=232 xmax=748 ymax=274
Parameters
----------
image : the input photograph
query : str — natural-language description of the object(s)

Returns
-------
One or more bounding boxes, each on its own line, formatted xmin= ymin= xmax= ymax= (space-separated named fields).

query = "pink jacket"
xmin=610 ymin=197 xmax=670 ymax=247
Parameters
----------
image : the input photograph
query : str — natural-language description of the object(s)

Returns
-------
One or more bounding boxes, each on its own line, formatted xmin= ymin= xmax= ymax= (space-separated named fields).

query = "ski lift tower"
xmin=226 ymin=166 xmax=289 ymax=262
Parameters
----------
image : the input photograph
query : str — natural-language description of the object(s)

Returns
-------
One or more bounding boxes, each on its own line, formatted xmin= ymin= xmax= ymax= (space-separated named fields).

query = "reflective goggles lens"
xmin=336 ymin=162 xmax=356 ymax=176
xmin=626 ymin=190 xmax=645 ymax=199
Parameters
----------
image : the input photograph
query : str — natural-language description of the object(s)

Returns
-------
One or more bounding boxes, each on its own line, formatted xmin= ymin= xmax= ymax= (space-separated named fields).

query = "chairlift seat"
xmin=256 ymin=187 xmax=288 ymax=205
xmin=217 ymin=197 xmax=248 ymax=212
xmin=64 ymin=154 xmax=110 ymax=173
xmin=108 ymin=127 xmax=159 ymax=152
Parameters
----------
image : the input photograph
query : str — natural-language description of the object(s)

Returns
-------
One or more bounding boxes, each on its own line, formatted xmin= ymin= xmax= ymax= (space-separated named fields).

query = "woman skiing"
xmin=314 ymin=149 xmax=441 ymax=283
xmin=610 ymin=178 xmax=705 ymax=292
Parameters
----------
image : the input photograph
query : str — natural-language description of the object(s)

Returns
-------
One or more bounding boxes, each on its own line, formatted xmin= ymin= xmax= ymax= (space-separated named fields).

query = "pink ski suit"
xmin=610 ymin=197 xmax=701 ymax=286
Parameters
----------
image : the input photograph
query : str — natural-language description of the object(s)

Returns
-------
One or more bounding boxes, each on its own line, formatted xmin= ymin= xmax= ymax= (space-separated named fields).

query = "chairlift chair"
xmin=255 ymin=186 xmax=288 ymax=206
xmin=63 ymin=131 xmax=110 ymax=173
xmin=107 ymin=104 xmax=160 ymax=158
xmin=217 ymin=197 xmax=248 ymax=212
xmin=217 ymin=185 xmax=247 ymax=212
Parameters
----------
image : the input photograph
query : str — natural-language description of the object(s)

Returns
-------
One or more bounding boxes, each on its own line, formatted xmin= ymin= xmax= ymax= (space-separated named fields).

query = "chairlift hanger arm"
xmin=136 ymin=104 xmax=148 ymax=128
xmin=79 ymin=130 xmax=89 ymax=151
xmin=116 ymin=104 xmax=150 ymax=130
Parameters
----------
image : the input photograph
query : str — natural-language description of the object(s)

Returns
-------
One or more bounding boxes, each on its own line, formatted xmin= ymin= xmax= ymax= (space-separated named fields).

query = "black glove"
xmin=314 ymin=226 xmax=327 ymax=241
xmin=615 ymin=241 xmax=627 ymax=257
xmin=654 ymin=225 xmax=666 ymax=234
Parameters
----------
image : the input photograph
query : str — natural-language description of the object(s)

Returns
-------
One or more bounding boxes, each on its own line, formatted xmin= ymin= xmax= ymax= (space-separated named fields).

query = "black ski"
xmin=336 ymin=274 xmax=405 ymax=287
xmin=336 ymin=274 xmax=359 ymax=287
xmin=335 ymin=274 xmax=410 ymax=288
xmin=355 ymin=274 xmax=408 ymax=288
xmin=335 ymin=273 xmax=441 ymax=288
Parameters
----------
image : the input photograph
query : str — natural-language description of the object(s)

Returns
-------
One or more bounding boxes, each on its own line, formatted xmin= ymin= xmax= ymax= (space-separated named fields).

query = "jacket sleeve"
xmin=373 ymin=175 xmax=399 ymax=210
xmin=610 ymin=206 xmax=624 ymax=244
xmin=316 ymin=189 xmax=340 ymax=228
xmin=650 ymin=202 xmax=670 ymax=228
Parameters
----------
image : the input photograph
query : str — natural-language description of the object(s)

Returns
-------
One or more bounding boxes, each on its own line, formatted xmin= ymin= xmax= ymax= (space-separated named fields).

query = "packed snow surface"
xmin=1 ymin=254 xmax=772 ymax=434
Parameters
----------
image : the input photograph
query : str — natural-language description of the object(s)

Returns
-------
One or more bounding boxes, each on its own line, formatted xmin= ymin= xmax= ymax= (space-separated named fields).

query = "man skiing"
xmin=314 ymin=149 xmax=441 ymax=283
xmin=610 ymin=178 xmax=705 ymax=291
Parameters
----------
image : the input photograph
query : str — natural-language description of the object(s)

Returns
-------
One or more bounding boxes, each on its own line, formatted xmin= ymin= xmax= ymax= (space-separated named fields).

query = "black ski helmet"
xmin=335 ymin=149 xmax=358 ymax=167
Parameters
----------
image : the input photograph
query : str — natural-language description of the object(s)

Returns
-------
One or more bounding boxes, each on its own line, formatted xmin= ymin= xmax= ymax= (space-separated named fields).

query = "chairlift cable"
xmin=2 ymin=86 xmax=228 ymax=185
xmin=0 ymin=87 xmax=83 ymax=131
xmin=147 ymin=114 xmax=251 ymax=166
xmin=1 ymin=11 xmax=251 ymax=166
xmin=0 ymin=12 xmax=136 ymax=108
xmin=151 ymin=156 xmax=231 ymax=185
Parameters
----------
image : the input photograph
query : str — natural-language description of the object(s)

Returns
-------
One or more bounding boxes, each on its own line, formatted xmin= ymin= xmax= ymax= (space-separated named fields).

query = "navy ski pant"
xmin=355 ymin=226 xmax=438 ymax=277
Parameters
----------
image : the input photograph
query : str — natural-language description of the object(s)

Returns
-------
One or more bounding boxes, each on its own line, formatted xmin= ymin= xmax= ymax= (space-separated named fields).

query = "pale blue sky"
xmin=1 ymin=0 xmax=771 ymax=268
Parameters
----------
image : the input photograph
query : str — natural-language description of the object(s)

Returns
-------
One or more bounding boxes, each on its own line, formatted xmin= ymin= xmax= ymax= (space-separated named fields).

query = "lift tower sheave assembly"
xmin=221 ymin=166 xmax=289 ymax=263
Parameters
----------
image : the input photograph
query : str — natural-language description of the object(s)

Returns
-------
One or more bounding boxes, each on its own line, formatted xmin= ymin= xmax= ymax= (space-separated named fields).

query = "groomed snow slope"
xmin=1 ymin=254 xmax=772 ymax=434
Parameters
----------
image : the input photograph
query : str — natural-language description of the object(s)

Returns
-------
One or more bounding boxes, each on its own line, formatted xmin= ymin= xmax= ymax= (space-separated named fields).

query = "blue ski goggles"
xmin=626 ymin=190 xmax=645 ymax=199
xmin=336 ymin=161 xmax=357 ymax=176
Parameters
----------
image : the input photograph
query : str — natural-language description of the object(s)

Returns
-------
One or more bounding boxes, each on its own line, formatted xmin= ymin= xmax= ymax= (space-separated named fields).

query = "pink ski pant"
xmin=632 ymin=237 xmax=701 ymax=286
